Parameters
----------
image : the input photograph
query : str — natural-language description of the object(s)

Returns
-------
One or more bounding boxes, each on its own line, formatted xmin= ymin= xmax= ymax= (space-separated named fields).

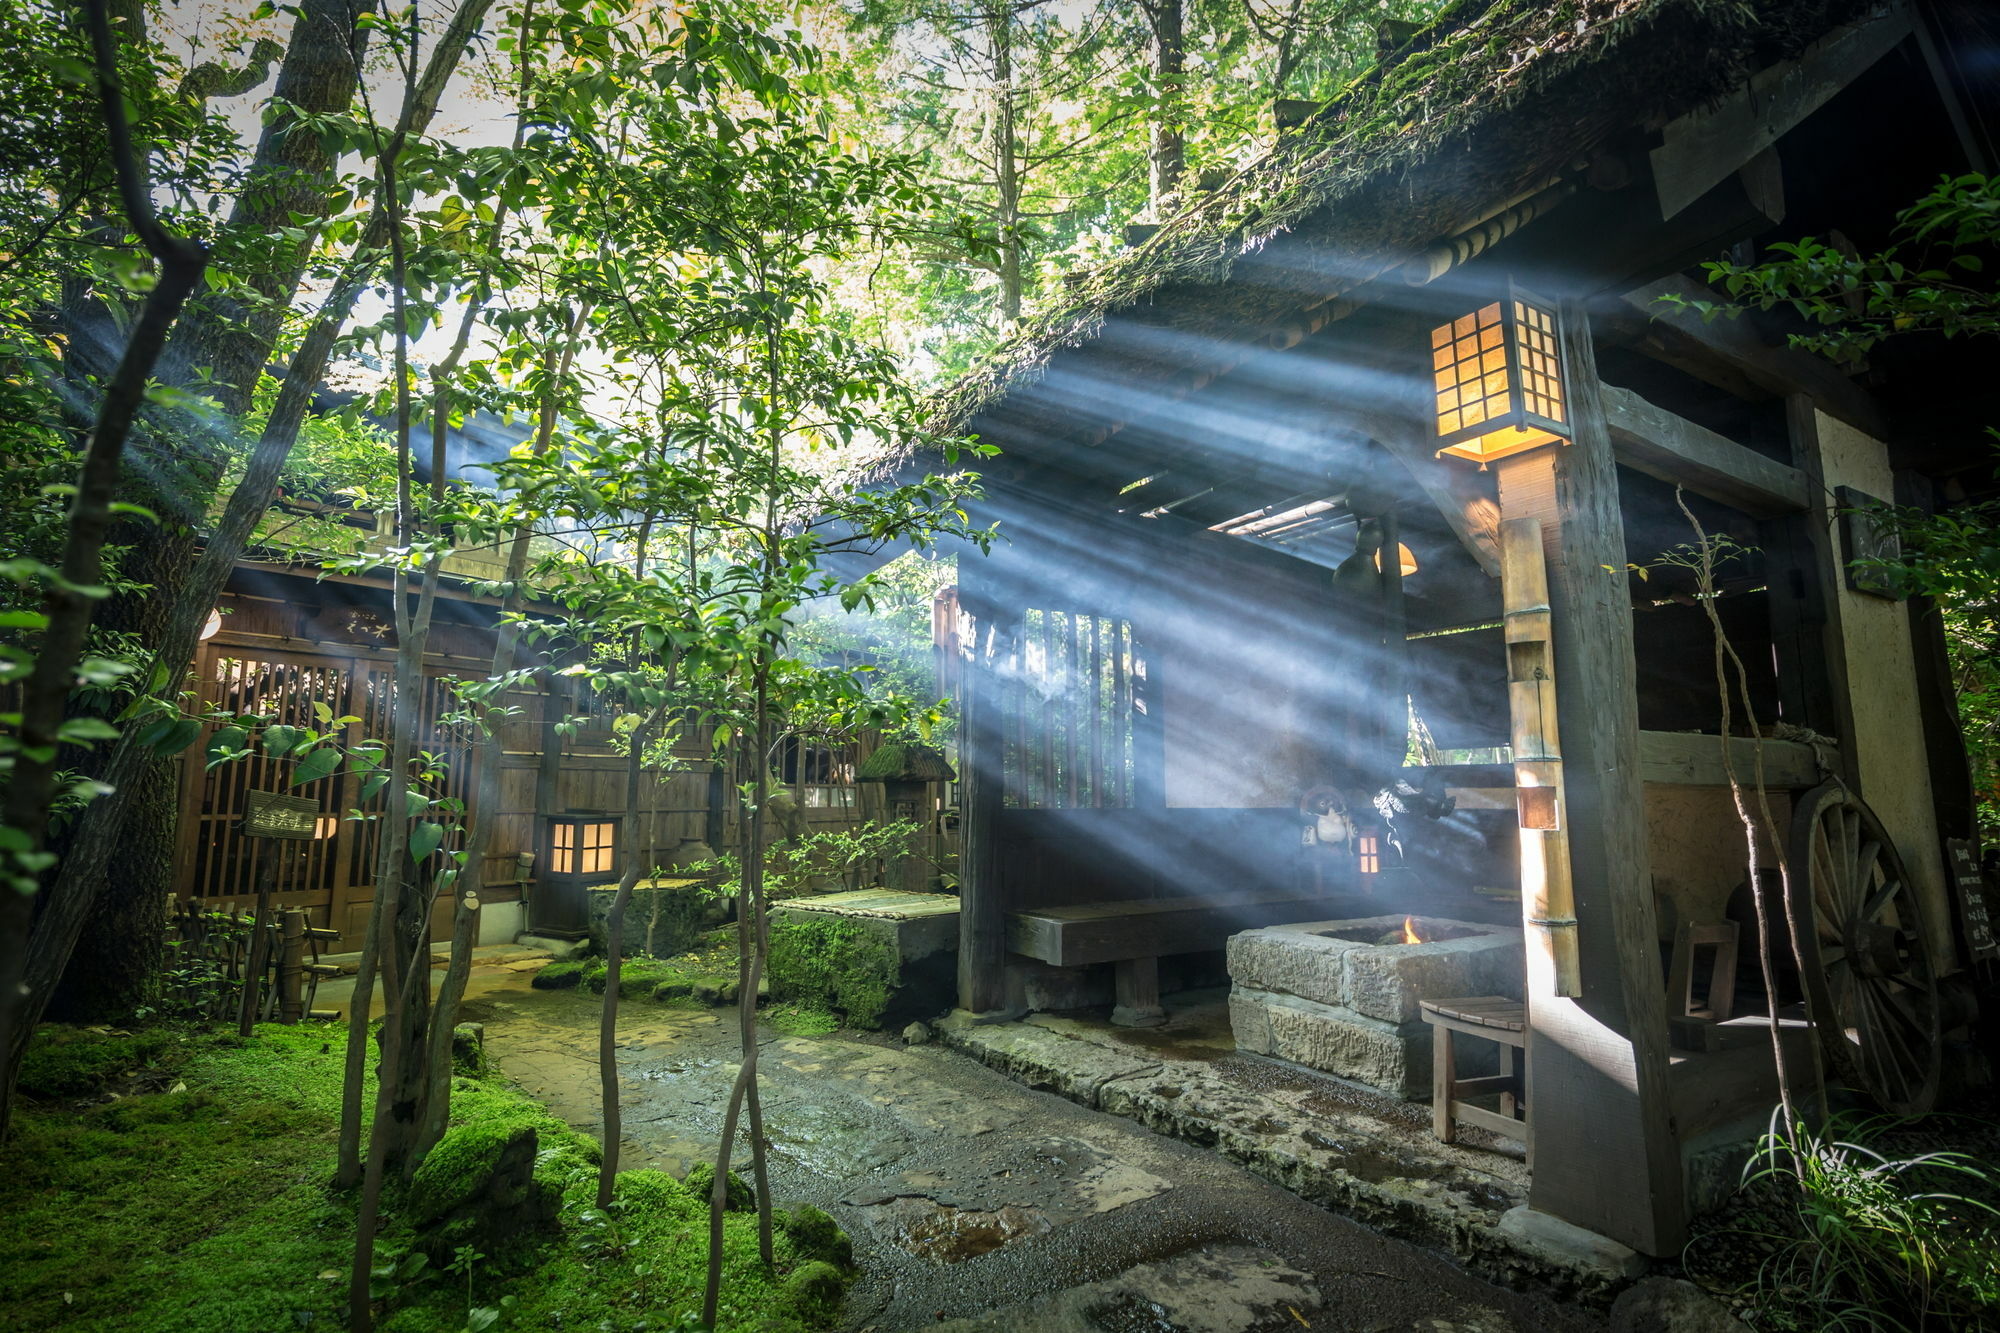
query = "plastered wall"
xmin=1813 ymin=410 xmax=1952 ymax=965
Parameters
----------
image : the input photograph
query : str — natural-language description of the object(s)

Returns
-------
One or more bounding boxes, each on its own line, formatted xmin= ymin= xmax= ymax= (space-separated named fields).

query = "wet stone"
xmin=852 ymin=1194 xmax=1054 ymax=1263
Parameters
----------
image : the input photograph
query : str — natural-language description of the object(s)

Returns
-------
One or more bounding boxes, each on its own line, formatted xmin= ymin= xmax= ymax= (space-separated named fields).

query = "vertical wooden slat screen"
xmin=1003 ymin=610 xmax=1138 ymax=810
xmin=177 ymin=648 xmax=483 ymax=946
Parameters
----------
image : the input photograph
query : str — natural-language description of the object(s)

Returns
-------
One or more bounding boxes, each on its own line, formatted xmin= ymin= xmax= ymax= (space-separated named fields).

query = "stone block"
xmin=1229 ymin=987 xmax=1432 ymax=1100
xmin=1225 ymin=927 xmax=1349 ymax=1007
xmin=1342 ymin=929 xmax=1525 ymax=1024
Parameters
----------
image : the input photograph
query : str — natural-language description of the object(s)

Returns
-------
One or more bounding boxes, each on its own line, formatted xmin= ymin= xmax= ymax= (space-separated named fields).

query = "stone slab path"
xmin=445 ymin=965 xmax=1608 ymax=1333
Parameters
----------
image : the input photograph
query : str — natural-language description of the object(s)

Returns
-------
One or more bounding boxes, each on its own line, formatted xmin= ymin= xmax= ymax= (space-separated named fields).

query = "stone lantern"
xmin=856 ymin=742 xmax=956 ymax=895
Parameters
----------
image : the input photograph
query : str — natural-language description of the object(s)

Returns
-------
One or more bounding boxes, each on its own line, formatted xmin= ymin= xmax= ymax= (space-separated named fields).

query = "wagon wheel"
xmin=1785 ymin=780 xmax=1941 ymax=1115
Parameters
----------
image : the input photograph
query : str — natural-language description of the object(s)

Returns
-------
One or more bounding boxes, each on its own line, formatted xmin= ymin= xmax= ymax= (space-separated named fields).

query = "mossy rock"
xmin=530 ymin=960 xmax=585 ymax=990
xmin=406 ymin=1122 xmax=557 ymax=1258
xmin=777 ymin=1203 xmax=852 ymax=1268
xmin=450 ymin=1023 xmax=486 ymax=1078
xmin=683 ymin=1161 xmax=755 ymax=1211
xmin=767 ymin=918 xmax=899 ymax=1029
xmin=779 ymin=1260 xmax=849 ymax=1324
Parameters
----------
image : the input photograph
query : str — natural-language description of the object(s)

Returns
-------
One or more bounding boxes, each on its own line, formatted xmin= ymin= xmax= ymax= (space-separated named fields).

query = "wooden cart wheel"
xmin=1786 ymin=780 xmax=1941 ymax=1114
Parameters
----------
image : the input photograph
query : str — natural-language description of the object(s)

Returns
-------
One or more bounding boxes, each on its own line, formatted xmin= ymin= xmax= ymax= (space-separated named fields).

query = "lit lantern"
xmin=1357 ymin=834 xmax=1382 ymax=876
xmin=531 ymin=813 xmax=622 ymax=939
xmin=546 ymin=814 xmax=620 ymax=881
xmin=1373 ymin=543 xmax=1420 ymax=578
xmin=1430 ymin=289 xmax=1570 ymax=468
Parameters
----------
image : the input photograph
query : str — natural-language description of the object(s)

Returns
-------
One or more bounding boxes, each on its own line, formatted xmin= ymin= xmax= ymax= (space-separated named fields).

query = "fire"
xmin=1401 ymin=916 xmax=1424 ymax=945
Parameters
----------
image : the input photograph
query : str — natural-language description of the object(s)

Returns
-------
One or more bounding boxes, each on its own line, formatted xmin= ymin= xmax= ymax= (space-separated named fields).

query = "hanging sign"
xmin=1945 ymin=839 xmax=1998 ymax=963
xmin=243 ymin=789 xmax=321 ymax=841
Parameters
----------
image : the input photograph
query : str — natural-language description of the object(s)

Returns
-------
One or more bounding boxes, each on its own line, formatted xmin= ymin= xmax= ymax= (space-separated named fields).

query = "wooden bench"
xmin=1007 ymin=889 xmax=1343 ymax=1028
xmin=1420 ymin=996 xmax=1528 ymax=1146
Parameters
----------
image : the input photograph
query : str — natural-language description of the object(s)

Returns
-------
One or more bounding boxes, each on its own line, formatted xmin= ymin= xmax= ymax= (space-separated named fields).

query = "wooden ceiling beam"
xmin=1600 ymin=278 xmax=1889 ymax=440
xmin=1601 ymin=384 xmax=1811 ymax=517
xmin=1649 ymin=5 xmax=1913 ymax=219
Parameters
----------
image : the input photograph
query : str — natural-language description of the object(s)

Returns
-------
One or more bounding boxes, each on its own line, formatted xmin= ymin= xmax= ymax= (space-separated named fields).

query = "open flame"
xmin=1401 ymin=916 xmax=1424 ymax=945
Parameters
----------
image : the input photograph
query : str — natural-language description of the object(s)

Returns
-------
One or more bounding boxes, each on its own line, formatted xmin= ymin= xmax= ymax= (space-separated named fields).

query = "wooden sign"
xmin=243 ymin=789 xmax=321 ymax=841
xmin=1946 ymin=839 xmax=1998 ymax=963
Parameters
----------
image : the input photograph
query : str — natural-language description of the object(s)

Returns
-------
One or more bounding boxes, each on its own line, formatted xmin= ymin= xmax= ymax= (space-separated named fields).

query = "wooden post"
xmin=955 ymin=587 xmax=1015 ymax=1018
xmin=1500 ymin=517 xmax=1582 ymax=997
xmin=277 ymin=909 xmax=307 ymax=1023
xmin=236 ymin=839 xmax=274 ymax=1036
xmin=1493 ymin=300 xmax=1686 ymax=1256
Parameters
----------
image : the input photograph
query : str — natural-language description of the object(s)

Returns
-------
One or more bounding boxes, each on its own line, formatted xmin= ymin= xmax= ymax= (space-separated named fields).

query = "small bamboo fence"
xmin=166 ymin=900 xmax=342 ymax=1026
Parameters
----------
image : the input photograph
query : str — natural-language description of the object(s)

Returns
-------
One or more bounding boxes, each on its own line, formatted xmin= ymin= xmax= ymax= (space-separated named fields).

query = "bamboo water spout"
xmin=1501 ymin=517 xmax=1582 ymax=998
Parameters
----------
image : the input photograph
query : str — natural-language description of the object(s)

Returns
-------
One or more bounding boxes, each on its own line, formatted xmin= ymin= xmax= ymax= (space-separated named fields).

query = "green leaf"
xmin=0 ymin=610 xmax=48 ymax=630
xmin=56 ymin=716 xmax=119 ymax=743
xmin=360 ymin=773 xmax=390 ymax=803
xmin=206 ymin=726 xmax=248 ymax=764
xmin=146 ymin=718 xmax=203 ymax=756
xmin=408 ymin=821 xmax=445 ymax=864
xmin=263 ymin=724 xmax=300 ymax=756
xmin=289 ymin=747 xmax=343 ymax=787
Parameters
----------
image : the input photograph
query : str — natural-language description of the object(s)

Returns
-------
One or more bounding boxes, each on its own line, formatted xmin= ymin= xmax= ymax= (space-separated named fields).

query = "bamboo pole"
xmin=1500 ymin=517 xmax=1582 ymax=998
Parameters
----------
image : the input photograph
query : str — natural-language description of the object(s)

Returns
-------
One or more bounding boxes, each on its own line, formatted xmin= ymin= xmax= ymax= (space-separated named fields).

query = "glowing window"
xmin=547 ymin=816 xmax=619 ymax=878
xmin=1358 ymin=835 xmax=1381 ymax=875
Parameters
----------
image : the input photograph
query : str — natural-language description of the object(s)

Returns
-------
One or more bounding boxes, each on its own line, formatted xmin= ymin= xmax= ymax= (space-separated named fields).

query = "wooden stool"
xmin=1420 ymin=996 xmax=1528 ymax=1146
xmin=1666 ymin=919 xmax=1740 ymax=1052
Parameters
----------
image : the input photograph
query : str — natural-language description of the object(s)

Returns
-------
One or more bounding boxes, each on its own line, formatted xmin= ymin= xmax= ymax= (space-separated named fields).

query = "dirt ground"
xmin=430 ymin=959 xmax=1608 ymax=1333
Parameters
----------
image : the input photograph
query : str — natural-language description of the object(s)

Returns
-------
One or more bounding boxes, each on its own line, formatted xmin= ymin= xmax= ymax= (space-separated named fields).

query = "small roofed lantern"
xmin=1430 ymin=288 xmax=1570 ymax=468
xmin=530 ymin=813 xmax=622 ymax=938
xmin=546 ymin=813 xmax=620 ymax=883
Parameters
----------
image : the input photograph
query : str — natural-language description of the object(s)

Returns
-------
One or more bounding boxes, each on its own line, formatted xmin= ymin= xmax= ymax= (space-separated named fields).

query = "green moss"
xmin=767 ymin=917 xmax=898 ymax=1029
xmin=1 ymin=1024 xmax=851 ymax=1333
xmin=765 ymin=1003 xmax=839 ymax=1037
xmin=579 ymin=942 xmax=744 ymax=1009
xmin=684 ymin=1160 xmax=755 ymax=1211
xmin=16 ymin=1027 xmax=187 ymax=1099
xmin=529 ymin=959 xmax=585 ymax=989
xmin=778 ymin=1203 xmax=853 ymax=1268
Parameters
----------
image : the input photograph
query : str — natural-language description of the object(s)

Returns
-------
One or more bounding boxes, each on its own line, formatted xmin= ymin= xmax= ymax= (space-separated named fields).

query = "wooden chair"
xmin=1420 ymin=996 xmax=1528 ymax=1146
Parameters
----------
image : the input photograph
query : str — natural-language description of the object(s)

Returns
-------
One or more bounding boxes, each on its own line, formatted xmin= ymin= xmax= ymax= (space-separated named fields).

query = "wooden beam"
xmin=1605 ymin=279 xmax=1889 ymax=441
xmin=1500 ymin=307 xmax=1687 ymax=1257
xmin=1649 ymin=6 xmax=1913 ymax=218
xmin=1636 ymin=730 xmax=1821 ymax=788
xmin=1601 ymin=384 xmax=1809 ymax=516
xmin=1361 ymin=408 xmax=1504 ymax=577
xmin=954 ymin=569 xmax=1018 ymax=1019
xmin=1775 ymin=397 xmax=1860 ymax=783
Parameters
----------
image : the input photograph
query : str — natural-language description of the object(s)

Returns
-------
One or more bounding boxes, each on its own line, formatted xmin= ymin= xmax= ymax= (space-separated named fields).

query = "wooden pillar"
xmin=1497 ymin=301 xmax=1686 ymax=1256
xmin=955 ymin=583 xmax=1016 ymax=1018
xmin=1760 ymin=397 xmax=1856 ymax=781
xmin=277 ymin=909 xmax=307 ymax=1023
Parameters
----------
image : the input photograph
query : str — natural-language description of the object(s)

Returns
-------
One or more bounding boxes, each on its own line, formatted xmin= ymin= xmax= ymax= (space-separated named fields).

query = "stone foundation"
xmin=1227 ymin=916 xmax=1523 ymax=1099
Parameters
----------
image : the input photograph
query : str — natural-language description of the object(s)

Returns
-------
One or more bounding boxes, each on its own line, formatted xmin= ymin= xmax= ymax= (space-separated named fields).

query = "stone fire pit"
xmin=1227 ymin=916 xmax=1523 ymax=1100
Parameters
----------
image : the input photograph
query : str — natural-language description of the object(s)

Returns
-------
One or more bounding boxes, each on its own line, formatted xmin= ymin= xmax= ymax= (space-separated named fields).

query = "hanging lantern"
xmin=1430 ymin=288 xmax=1570 ymax=468
xmin=1373 ymin=542 xmax=1420 ymax=577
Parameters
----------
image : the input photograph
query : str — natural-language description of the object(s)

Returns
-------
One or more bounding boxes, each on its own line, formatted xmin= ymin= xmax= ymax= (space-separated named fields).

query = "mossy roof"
xmin=922 ymin=0 xmax=1880 ymax=449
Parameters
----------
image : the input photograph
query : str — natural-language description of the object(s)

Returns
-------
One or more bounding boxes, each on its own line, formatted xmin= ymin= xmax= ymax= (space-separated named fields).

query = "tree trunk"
xmin=7 ymin=0 xmax=494 ymax=1131
xmin=1146 ymin=0 xmax=1184 ymax=218
xmin=987 ymin=2 xmax=1023 ymax=329
xmin=163 ymin=0 xmax=373 ymax=414
xmin=0 ymin=0 xmax=206 ymax=1131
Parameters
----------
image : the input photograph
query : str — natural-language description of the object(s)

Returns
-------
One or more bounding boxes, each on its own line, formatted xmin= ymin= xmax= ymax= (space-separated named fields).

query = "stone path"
xmin=445 ymin=964 xmax=1609 ymax=1333
xmin=935 ymin=994 xmax=1644 ymax=1300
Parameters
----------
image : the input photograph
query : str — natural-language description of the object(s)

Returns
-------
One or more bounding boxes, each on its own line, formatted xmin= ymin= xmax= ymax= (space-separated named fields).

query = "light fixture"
xmin=1373 ymin=543 xmax=1419 ymax=577
xmin=1430 ymin=287 xmax=1570 ymax=468
xmin=1357 ymin=834 xmax=1382 ymax=875
xmin=546 ymin=814 xmax=620 ymax=880
xmin=200 ymin=608 xmax=223 ymax=640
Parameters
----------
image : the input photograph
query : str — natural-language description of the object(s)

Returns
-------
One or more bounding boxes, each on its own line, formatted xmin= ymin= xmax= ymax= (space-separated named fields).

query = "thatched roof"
xmin=925 ymin=0 xmax=1880 ymax=449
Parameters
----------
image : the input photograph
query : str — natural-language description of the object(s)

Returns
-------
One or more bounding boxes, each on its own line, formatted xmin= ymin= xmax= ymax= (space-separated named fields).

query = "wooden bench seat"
xmin=1420 ymin=996 xmax=1529 ymax=1147
xmin=1006 ymin=889 xmax=1343 ymax=1028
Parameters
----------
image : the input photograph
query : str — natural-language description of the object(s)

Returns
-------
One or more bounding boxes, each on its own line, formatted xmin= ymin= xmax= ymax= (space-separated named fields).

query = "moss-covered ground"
xmin=0 ymin=1023 xmax=852 ymax=1333
xmin=538 ymin=934 xmax=845 ymax=1037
